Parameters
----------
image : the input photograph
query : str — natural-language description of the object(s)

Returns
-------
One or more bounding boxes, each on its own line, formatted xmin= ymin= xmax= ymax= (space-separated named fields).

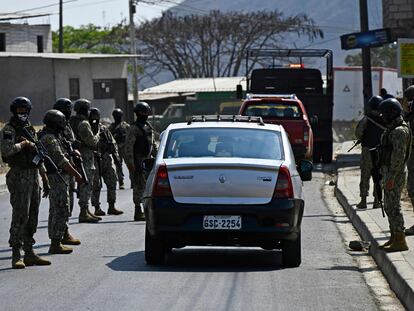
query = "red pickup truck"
xmin=238 ymin=94 xmax=314 ymax=162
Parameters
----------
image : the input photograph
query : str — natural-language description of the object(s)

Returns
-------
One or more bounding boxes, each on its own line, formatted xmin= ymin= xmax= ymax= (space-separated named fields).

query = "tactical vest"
xmin=133 ymin=121 xmax=153 ymax=163
xmin=380 ymin=121 xmax=412 ymax=167
xmin=361 ymin=115 xmax=385 ymax=148
xmin=69 ymin=115 xmax=83 ymax=141
xmin=110 ymin=122 xmax=127 ymax=145
xmin=3 ymin=121 xmax=38 ymax=169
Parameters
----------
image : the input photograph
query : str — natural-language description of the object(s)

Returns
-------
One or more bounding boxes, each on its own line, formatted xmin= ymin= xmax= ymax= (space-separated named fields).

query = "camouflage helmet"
xmin=10 ymin=96 xmax=32 ymax=114
xmin=134 ymin=102 xmax=151 ymax=116
xmin=73 ymin=98 xmax=91 ymax=116
xmin=404 ymin=85 xmax=414 ymax=101
xmin=43 ymin=109 xmax=67 ymax=132
xmin=89 ymin=107 xmax=101 ymax=120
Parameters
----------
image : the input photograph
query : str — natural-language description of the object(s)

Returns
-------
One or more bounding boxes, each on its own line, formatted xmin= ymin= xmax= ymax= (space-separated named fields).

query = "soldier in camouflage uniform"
xmin=377 ymin=98 xmax=411 ymax=252
xmin=1 ymin=97 xmax=51 ymax=269
xmin=39 ymin=110 xmax=84 ymax=254
xmin=53 ymin=98 xmax=81 ymax=245
xmin=402 ymin=86 xmax=414 ymax=236
xmin=125 ymin=102 xmax=157 ymax=221
xmin=109 ymin=108 xmax=130 ymax=189
xmin=69 ymin=99 xmax=101 ymax=223
xmin=354 ymin=95 xmax=385 ymax=209
xmin=89 ymin=108 xmax=123 ymax=216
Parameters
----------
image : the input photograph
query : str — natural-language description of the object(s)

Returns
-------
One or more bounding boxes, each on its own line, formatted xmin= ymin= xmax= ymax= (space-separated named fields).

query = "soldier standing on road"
xmin=53 ymin=98 xmax=80 ymax=229
xmin=69 ymin=99 xmax=101 ymax=223
xmin=0 ymin=97 xmax=51 ymax=269
xmin=109 ymin=108 xmax=131 ymax=190
xmin=39 ymin=110 xmax=84 ymax=254
xmin=377 ymin=98 xmax=411 ymax=252
xmin=402 ymin=86 xmax=414 ymax=236
xmin=125 ymin=102 xmax=157 ymax=221
xmin=89 ymin=108 xmax=123 ymax=216
xmin=355 ymin=95 xmax=386 ymax=209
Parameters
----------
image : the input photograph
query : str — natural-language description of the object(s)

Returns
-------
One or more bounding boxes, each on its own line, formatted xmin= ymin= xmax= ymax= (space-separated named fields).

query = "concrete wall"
xmin=383 ymin=0 xmax=414 ymax=38
xmin=0 ymin=23 xmax=52 ymax=53
xmin=0 ymin=57 xmax=55 ymax=124
xmin=53 ymin=58 xmax=128 ymax=119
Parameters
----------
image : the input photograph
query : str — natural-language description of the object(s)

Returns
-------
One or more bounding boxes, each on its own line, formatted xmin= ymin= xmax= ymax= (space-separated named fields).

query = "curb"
xmin=335 ymin=183 xmax=414 ymax=311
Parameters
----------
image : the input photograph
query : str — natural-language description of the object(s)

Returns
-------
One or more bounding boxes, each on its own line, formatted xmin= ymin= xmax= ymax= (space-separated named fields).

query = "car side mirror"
xmin=310 ymin=115 xmax=318 ymax=126
xmin=236 ymin=84 xmax=243 ymax=99
xmin=297 ymin=159 xmax=313 ymax=181
xmin=142 ymin=158 xmax=155 ymax=172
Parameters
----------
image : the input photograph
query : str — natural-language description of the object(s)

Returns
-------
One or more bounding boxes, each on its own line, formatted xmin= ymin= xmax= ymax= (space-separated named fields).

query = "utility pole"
xmin=359 ymin=0 xmax=372 ymax=106
xmin=129 ymin=0 xmax=139 ymax=108
xmin=59 ymin=0 xmax=63 ymax=53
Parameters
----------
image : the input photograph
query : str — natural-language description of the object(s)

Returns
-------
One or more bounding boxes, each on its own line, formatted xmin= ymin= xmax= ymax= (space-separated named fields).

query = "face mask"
xmin=114 ymin=116 xmax=122 ymax=124
xmin=16 ymin=113 xmax=29 ymax=123
xmin=136 ymin=115 xmax=148 ymax=123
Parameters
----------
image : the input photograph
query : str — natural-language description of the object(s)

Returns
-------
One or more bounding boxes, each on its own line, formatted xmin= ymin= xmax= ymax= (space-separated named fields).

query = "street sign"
xmin=397 ymin=38 xmax=414 ymax=78
xmin=340 ymin=28 xmax=392 ymax=50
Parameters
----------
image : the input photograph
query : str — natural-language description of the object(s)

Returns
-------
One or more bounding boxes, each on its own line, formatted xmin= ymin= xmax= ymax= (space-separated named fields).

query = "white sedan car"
xmin=142 ymin=116 xmax=312 ymax=267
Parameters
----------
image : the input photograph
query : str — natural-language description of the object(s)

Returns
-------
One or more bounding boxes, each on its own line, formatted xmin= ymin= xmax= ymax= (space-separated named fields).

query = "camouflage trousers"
xmin=383 ymin=170 xmax=406 ymax=233
xmin=91 ymin=154 xmax=117 ymax=207
xmin=132 ymin=168 xmax=147 ymax=207
xmin=359 ymin=147 xmax=377 ymax=198
xmin=117 ymin=147 xmax=133 ymax=188
xmin=78 ymin=166 xmax=95 ymax=209
xmin=6 ymin=167 xmax=41 ymax=250
xmin=69 ymin=176 xmax=75 ymax=216
xmin=48 ymin=174 xmax=70 ymax=241
xmin=406 ymin=148 xmax=414 ymax=208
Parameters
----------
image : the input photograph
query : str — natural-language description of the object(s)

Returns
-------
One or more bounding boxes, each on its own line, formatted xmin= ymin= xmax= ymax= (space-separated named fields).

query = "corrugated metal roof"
xmin=0 ymin=52 xmax=144 ymax=59
xmin=131 ymin=92 xmax=195 ymax=101
xmin=141 ymin=77 xmax=247 ymax=94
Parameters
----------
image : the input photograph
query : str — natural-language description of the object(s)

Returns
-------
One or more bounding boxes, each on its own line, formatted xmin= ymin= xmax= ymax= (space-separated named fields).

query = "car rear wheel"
xmin=145 ymin=227 xmax=165 ymax=265
xmin=282 ymin=232 xmax=301 ymax=267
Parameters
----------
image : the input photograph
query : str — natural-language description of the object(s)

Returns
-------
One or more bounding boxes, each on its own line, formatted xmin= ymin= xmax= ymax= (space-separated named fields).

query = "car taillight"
xmin=273 ymin=165 xmax=293 ymax=199
xmin=304 ymin=126 xmax=309 ymax=143
xmin=153 ymin=164 xmax=172 ymax=197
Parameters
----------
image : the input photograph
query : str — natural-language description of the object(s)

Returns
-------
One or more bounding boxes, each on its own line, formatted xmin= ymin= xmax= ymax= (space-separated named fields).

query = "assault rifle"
xmin=99 ymin=129 xmax=123 ymax=174
xmin=369 ymin=146 xmax=385 ymax=217
xmin=21 ymin=127 xmax=68 ymax=186
xmin=61 ymin=139 xmax=88 ymax=197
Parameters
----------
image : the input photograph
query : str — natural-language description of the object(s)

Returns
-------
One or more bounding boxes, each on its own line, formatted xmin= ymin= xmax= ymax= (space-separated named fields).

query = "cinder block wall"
xmin=0 ymin=23 xmax=52 ymax=53
xmin=383 ymin=0 xmax=414 ymax=38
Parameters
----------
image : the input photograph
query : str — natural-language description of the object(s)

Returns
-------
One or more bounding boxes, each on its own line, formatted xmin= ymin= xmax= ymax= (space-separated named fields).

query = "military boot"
xmin=383 ymin=232 xmax=409 ymax=252
xmin=23 ymin=249 xmax=51 ymax=266
xmin=134 ymin=205 xmax=145 ymax=221
xmin=378 ymin=233 xmax=394 ymax=249
xmin=11 ymin=247 xmax=25 ymax=269
xmin=94 ymin=205 xmax=106 ymax=217
xmin=108 ymin=202 xmax=123 ymax=215
xmin=49 ymin=239 xmax=73 ymax=254
xmin=356 ymin=196 xmax=367 ymax=209
xmin=79 ymin=207 xmax=99 ymax=223
xmin=119 ymin=182 xmax=125 ymax=190
xmin=405 ymin=225 xmax=414 ymax=236
xmin=62 ymin=228 xmax=81 ymax=245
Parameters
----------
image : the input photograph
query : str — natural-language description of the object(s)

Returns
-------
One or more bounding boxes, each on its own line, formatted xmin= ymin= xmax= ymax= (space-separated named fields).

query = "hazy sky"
xmin=0 ymin=0 xmax=180 ymax=29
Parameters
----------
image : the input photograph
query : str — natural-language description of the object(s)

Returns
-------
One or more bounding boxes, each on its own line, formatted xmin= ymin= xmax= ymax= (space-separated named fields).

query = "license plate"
xmin=203 ymin=215 xmax=242 ymax=230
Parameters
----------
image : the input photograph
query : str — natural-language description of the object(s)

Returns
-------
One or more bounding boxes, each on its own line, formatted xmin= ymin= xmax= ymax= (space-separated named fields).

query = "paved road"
xmin=0 ymin=172 xmax=391 ymax=310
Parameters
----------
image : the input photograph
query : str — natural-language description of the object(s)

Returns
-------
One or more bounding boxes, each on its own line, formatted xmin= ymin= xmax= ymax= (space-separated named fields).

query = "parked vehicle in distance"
xmin=239 ymin=94 xmax=314 ymax=172
xmin=142 ymin=115 xmax=312 ymax=268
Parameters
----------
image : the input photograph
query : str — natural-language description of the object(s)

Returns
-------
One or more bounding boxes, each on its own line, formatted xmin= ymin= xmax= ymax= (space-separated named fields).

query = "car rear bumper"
xmin=144 ymin=197 xmax=304 ymax=247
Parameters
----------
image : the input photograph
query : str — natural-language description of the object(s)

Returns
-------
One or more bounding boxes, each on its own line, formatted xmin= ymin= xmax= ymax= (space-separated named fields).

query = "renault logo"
xmin=219 ymin=174 xmax=227 ymax=183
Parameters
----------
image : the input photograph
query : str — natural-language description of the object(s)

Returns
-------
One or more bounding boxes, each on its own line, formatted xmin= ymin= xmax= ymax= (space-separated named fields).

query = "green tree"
xmin=52 ymin=23 xmax=128 ymax=53
xmin=344 ymin=45 xmax=397 ymax=68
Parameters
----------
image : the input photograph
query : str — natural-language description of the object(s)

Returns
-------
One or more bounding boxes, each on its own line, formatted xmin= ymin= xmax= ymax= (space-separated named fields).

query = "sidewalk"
xmin=335 ymin=142 xmax=414 ymax=311
xmin=0 ymin=173 xmax=6 ymax=194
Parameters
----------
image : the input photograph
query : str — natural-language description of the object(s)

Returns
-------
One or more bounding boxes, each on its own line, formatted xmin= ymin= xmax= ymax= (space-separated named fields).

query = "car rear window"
xmin=164 ymin=128 xmax=284 ymax=160
xmin=244 ymin=102 xmax=302 ymax=119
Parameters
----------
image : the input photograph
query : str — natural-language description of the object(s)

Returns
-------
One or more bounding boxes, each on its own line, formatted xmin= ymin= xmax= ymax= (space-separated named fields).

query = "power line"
xmin=9 ymin=0 xmax=77 ymax=14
